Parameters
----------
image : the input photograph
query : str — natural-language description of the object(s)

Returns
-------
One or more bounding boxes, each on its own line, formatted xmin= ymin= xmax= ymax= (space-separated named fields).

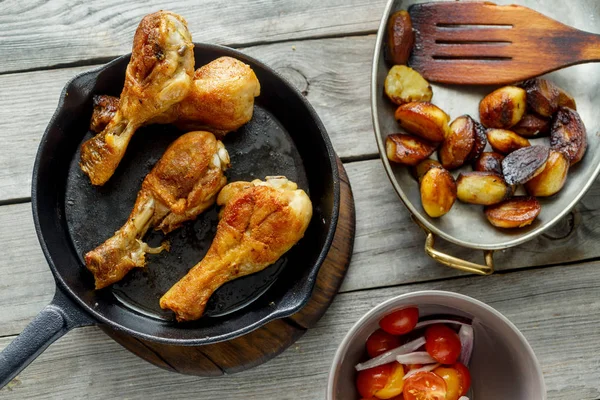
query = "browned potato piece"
xmin=524 ymin=150 xmax=569 ymax=197
xmin=386 ymin=133 xmax=437 ymax=166
xmin=520 ymin=78 xmax=560 ymax=117
xmin=395 ymin=102 xmax=450 ymax=142
xmin=412 ymin=159 xmax=442 ymax=183
xmin=479 ymin=86 xmax=526 ymax=129
xmin=486 ymin=129 xmax=530 ymax=155
xmin=485 ymin=196 xmax=541 ymax=228
xmin=467 ymin=120 xmax=487 ymax=161
xmin=456 ymin=172 xmax=512 ymax=205
xmin=438 ymin=115 xmax=476 ymax=170
xmin=387 ymin=10 xmax=414 ymax=65
xmin=473 ymin=152 xmax=504 ymax=175
xmin=550 ymin=107 xmax=587 ymax=165
xmin=385 ymin=66 xmax=433 ymax=106
xmin=502 ymin=145 xmax=549 ymax=185
xmin=557 ymin=88 xmax=577 ymax=110
xmin=512 ymin=114 xmax=550 ymax=138
xmin=420 ymin=167 xmax=456 ymax=218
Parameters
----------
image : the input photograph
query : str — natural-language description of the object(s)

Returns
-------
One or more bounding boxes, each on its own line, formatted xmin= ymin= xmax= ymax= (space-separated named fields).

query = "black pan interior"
xmin=32 ymin=44 xmax=339 ymax=344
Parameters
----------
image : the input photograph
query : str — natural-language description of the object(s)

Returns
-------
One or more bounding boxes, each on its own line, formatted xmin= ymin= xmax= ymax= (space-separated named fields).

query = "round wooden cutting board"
xmin=100 ymin=158 xmax=355 ymax=375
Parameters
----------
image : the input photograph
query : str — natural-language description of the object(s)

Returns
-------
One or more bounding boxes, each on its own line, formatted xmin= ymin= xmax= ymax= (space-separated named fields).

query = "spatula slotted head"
xmin=408 ymin=2 xmax=600 ymax=85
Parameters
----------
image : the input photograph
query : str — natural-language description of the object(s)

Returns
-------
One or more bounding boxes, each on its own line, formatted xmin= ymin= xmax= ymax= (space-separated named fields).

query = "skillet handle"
xmin=0 ymin=288 xmax=94 ymax=388
xmin=412 ymin=217 xmax=494 ymax=275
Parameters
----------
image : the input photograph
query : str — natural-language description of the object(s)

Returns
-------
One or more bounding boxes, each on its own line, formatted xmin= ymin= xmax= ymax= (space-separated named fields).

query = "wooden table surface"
xmin=1 ymin=1 xmax=600 ymax=398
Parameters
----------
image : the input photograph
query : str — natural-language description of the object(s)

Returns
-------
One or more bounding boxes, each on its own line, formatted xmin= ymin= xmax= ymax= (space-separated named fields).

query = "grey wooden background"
xmin=0 ymin=0 xmax=599 ymax=398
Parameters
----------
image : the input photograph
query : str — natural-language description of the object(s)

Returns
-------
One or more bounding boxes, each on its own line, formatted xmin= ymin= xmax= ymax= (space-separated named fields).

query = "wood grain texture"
xmin=1 ymin=261 xmax=599 ymax=399
xmin=0 ymin=36 xmax=376 ymax=202
xmin=0 ymin=0 xmax=384 ymax=74
xmin=3 ymin=160 xmax=600 ymax=337
xmin=342 ymin=158 xmax=600 ymax=291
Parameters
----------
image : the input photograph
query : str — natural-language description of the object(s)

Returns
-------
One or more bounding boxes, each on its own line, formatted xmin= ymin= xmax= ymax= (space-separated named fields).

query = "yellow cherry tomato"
xmin=375 ymin=362 xmax=405 ymax=399
xmin=433 ymin=366 xmax=462 ymax=400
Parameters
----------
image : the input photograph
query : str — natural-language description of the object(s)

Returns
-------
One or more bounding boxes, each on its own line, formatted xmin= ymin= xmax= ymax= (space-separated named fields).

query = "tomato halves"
xmin=367 ymin=329 xmax=403 ymax=358
xmin=356 ymin=364 xmax=393 ymax=398
xmin=356 ymin=363 xmax=405 ymax=399
xmin=424 ymin=324 xmax=461 ymax=364
xmin=403 ymin=371 xmax=447 ymax=400
xmin=433 ymin=363 xmax=471 ymax=400
xmin=453 ymin=362 xmax=472 ymax=396
xmin=374 ymin=363 xmax=405 ymax=399
xmin=379 ymin=307 xmax=419 ymax=335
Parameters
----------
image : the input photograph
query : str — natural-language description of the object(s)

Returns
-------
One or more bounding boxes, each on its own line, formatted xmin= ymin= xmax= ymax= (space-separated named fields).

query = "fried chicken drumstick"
xmin=89 ymin=56 xmax=260 ymax=136
xmin=85 ymin=131 xmax=230 ymax=289
xmin=160 ymin=177 xmax=313 ymax=322
xmin=80 ymin=11 xmax=195 ymax=186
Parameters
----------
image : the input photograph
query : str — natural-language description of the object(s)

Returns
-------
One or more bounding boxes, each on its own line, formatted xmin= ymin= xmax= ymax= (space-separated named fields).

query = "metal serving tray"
xmin=372 ymin=0 xmax=600 ymax=273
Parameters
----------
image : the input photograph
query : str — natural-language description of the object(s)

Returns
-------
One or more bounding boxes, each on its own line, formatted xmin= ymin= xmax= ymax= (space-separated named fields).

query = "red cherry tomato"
xmin=453 ymin=362 xmax=472 ymax=396
xmin=367 ymin=329 xmax=402 ymax=358
xmin=424 ymin=324 xmax=461 ymax=364
xmin=356 ymin=364 xmax=393 ymax=398
xmin=403 ymin=371 xmax=447 ymax=400
xmin=379 ymin=307 xmax=419 ymax=335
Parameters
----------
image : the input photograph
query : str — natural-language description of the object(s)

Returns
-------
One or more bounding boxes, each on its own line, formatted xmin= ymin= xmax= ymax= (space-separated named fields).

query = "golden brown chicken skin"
xmin=80 ymin=11 xmax=195 ymax=186
xmin=88 ymin=57 xmax=260 ymax=136
xmin=160 ymin=177 xmax=313 ymax=322
xmin=90 ymin=95 xmax=120 ymax=133
xmin=85 ymin=131 xmax=230 ymax=289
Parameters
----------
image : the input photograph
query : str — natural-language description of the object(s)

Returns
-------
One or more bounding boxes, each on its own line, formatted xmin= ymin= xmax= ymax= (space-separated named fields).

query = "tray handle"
xmin=413 ymin=217 xmax=494 ymax=275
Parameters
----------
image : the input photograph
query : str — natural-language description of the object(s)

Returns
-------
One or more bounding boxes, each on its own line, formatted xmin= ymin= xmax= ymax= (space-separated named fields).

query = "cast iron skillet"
xmin=0 ymin=43 xmax=339 ymax=387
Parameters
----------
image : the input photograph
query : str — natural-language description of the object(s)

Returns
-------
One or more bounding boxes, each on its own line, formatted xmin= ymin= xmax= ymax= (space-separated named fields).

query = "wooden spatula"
xmin=408 ymin=2 xmax=600 ymax=85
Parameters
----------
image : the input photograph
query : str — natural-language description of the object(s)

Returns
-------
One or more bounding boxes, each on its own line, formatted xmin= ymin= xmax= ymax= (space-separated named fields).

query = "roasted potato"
xmin=473 ymin=152 xmax=504 ymax=175
xmin=512 ymin=113 xmax=550 ymax=138
xmin=385 ymin=66 xmax=433 ymax=106
xmin=520 ymin=78 xmax=560 ymax=117
xmin=467 ymin=120 xmax=487 ymax=161
xmin=412 ymin=159 xmax=442 ymax=183
xmin=524 ymin=150 xmax=569 ymax=197
xmin=386 ymin=10 xmax=414 ymax=65
xmin=550 ymin=107 xmax=587 ymax=165
xmin=502 ymin=145 xmax=549 ymax=185
xmin=420 ymin=167 xmax=457 ymax=218
xmin=557 ymin=88 xmax=577 ymax=110
xmin=479 ymin=86 xmax=526 ymax=129
xmin=486 ymin=129 xmax=530 ymax=155
xmin=438 ymin=115 xmax=476 ymax=170
xmin=456 ymin=172 xmax=512 ymax=205
xmin=386 ymin=133 xmax=437 ymax=166
xmin=485 ymin=196 xmax=541 ymax=228
xmin=395 ymin=102 xmax=450 ymax=142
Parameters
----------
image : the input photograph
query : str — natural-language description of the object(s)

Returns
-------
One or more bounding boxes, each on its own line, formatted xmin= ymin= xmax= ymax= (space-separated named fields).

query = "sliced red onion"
xmin=396 ymin=351 xmax=437 ymax=364
xmin=415 ymin=319 xmax=471 ymax=330
xmin=459 ymin=324 xmax=474 ymax=365
xmin=355 ymin=337 xmax=425 ymax=371
xmin=402 ymin=363 xmax=440 ymax=380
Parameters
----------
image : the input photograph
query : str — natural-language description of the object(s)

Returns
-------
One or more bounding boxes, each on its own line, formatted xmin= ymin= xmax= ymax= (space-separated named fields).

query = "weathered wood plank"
xmin=0 ymin=36 xmax=376 ymax=201
xmin=0 ymin=204 xmax=54 ymax=337
xmin=1 ymin=261 xmax=599 ymax=399
xmin=342 ymin=159 xmax=600 ymax=291
xmin=3 ymin=159 xmax=600 ymax=337
xmin=0 ymin=0 xmax=384 ymax=74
